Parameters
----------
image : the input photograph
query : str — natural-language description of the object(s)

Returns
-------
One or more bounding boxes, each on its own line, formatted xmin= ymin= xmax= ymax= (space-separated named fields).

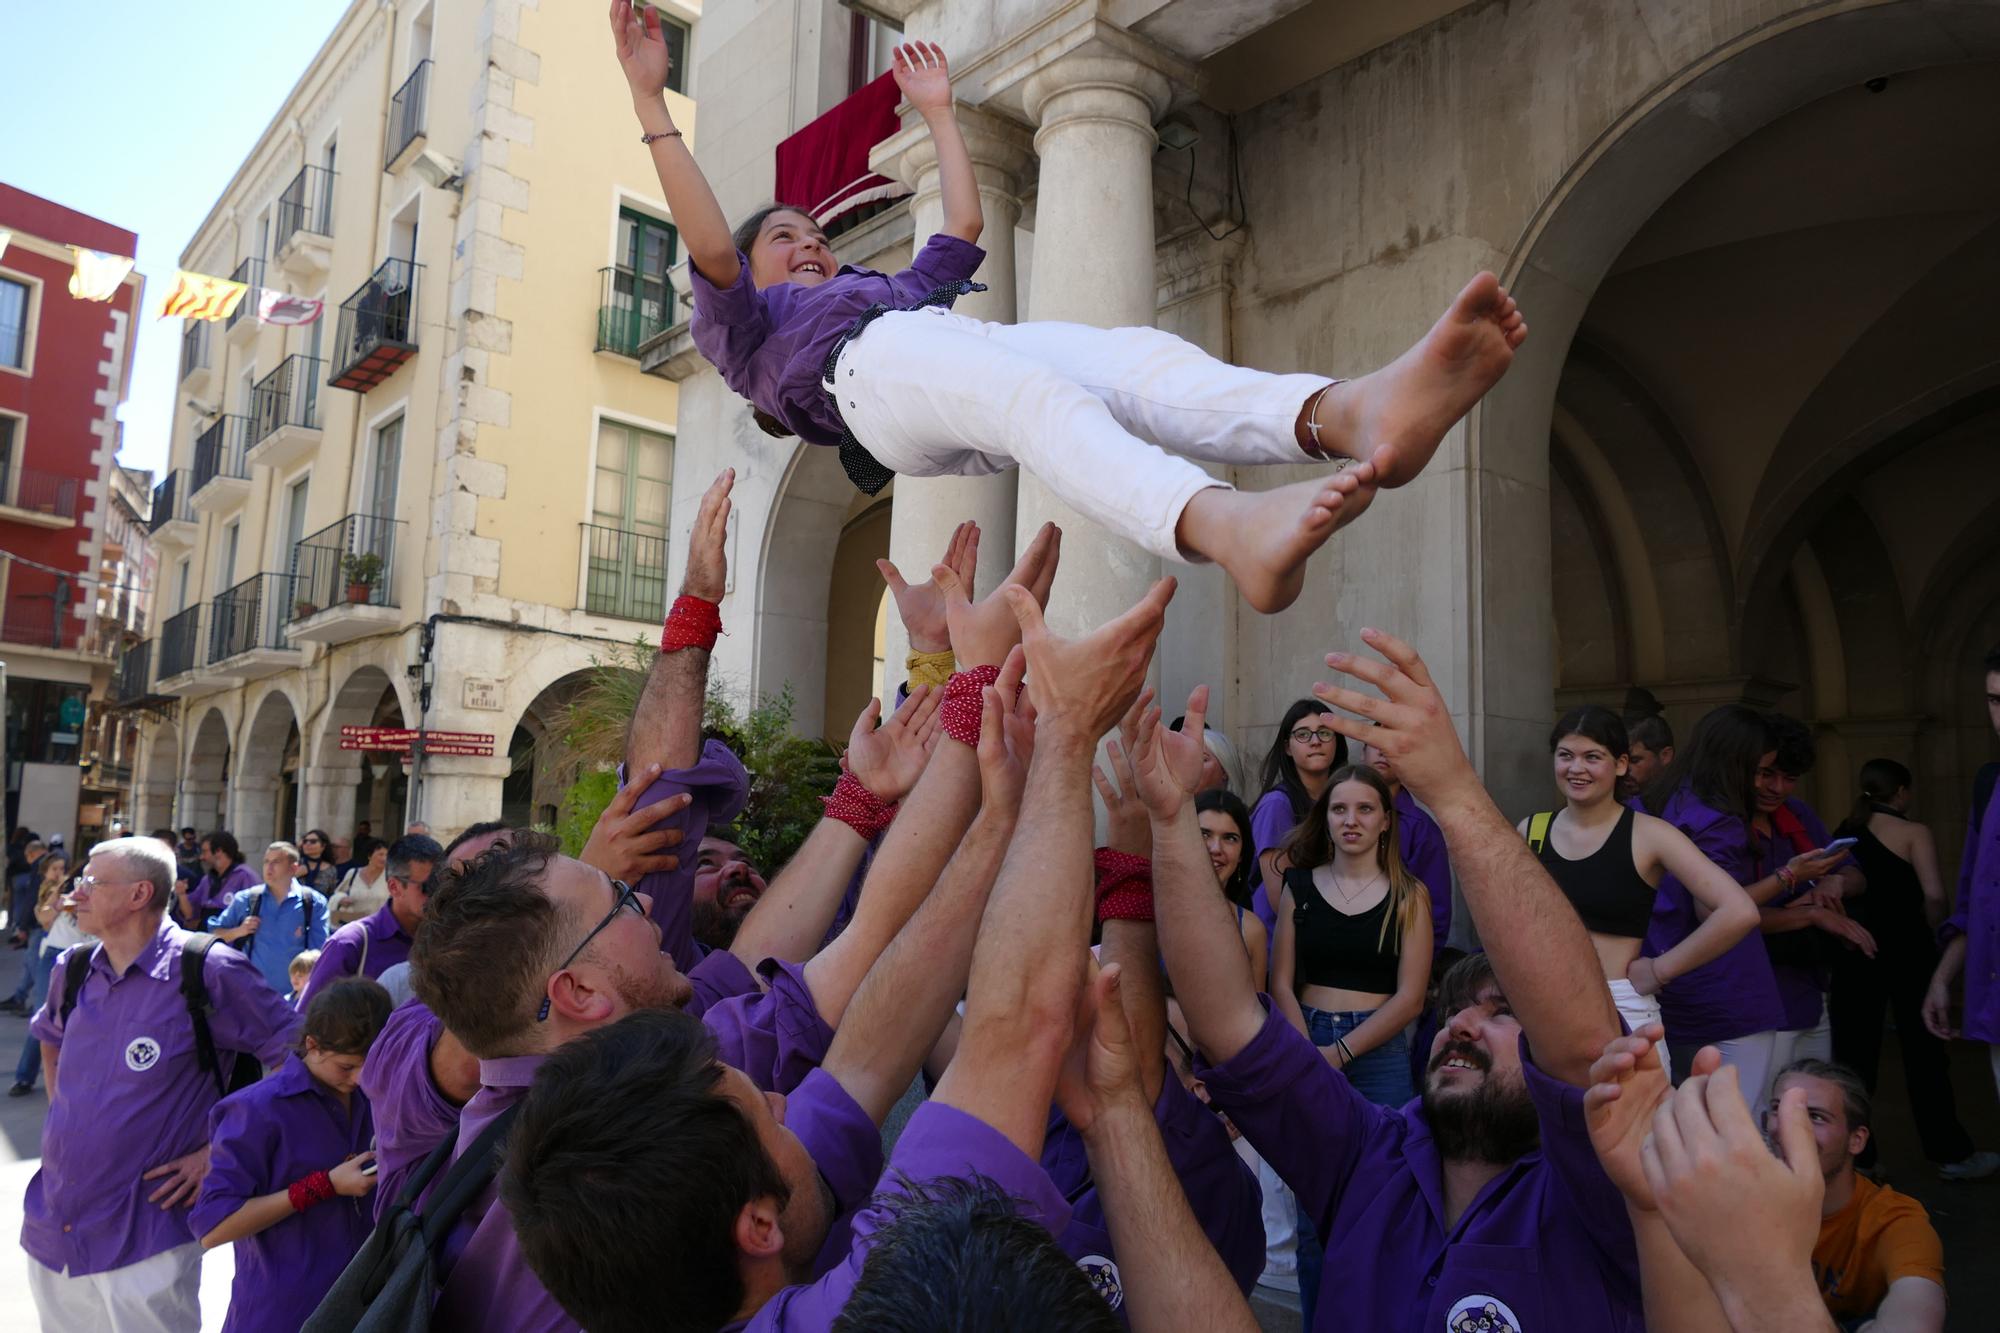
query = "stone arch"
xmin=500 ymin=667 xmax=600 ymax=830
xmin=823 ymin=497 xmax=893 ymax=741
xmin=136 ymin=721 xmax=181 ymax=833
xmin=184 ymin=707 xmax=233 ymax=835
xmin=310 ymin=664 xmax=414 ymax=842
xmin=233 ymin=688 xmax=304 ymax=857
xmin=752 ymin=441 xmax=854 ymax=740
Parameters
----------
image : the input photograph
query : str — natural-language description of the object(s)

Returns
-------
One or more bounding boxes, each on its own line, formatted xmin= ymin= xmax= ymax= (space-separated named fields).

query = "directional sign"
xmin=340 ymin=726 xmax=495 ymax=756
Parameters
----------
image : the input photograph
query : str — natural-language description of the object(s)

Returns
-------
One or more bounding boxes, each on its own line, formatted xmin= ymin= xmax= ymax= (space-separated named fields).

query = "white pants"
xmin=29 ymin=1243 xmax=202 ymax=1333
xmin=833 ymin=308 xmax=1331 ymax=562
xmin=1704 ymin=1030 xmax=1782 ymax=1111
xmin=1608 ymin=978 xmax=1671 ymax=1081
xmin=1770 ymin=999 xmax=1833 ymax=1079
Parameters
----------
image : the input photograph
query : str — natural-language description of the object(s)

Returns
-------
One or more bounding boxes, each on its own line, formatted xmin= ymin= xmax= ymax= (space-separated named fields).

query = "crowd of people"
xmin=7 ymin=466 xmax=1997 ymax=1333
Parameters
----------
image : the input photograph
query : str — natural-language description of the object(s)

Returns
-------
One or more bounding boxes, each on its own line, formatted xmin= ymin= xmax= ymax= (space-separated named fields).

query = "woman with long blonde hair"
xmin=1271 ymin=763 xmax=1432 ymax=1106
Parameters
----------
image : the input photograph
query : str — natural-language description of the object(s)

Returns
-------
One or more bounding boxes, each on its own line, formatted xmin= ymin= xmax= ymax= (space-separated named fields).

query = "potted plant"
xmin=293 ymin=597 xmax=319 ymax=620
xmin=342 ymin=551 xmax=385 ymax=604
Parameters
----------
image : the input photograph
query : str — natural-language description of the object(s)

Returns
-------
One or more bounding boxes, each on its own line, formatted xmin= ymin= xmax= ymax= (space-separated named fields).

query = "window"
xmin=0 ymin=415 xmax=15 ymax=493
xmin=603 ymin=208 xmax=679 ymax=355
xmin=0 ymin=276 xmax=29 ymax=369
xmin=586 ymin=421 xmax=673 ymax=619
xmin=175 ymin=558 xmax=192 ymax=613
xmin=659 ymin=12 xmax=690 ymax=93
xmin=218 ymin=521 xmax=240 ymax=592
xmin=281 ymin=476 xmax=311 ymax=570
xmin=370 ymin=416 xmax=403 ymax=518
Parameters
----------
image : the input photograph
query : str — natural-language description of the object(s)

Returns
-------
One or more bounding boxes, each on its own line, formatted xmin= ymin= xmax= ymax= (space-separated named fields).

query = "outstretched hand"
xmin=1128 ymin=685 xmax=1211 ymax=821
xmin=1092 ymin=691 xmax=1154 ymax=857
xmin=1314 ymin=628 xmax=1476 ymax=811
xmin=680 ymin=468 xmax=733 ymax=602
xmin=1054 ymin=963 xmax=1147 ymax=1138
xmin=609 ymin=0 xmax=674 ymax=102
xmin=975 ymin=646 xmax=1035 ymax=818
xmin=942 ymin=521 xmax=1062 ymax=667
xmin=877 ymin=521 xmax=978 ymax=656
xmin=1005 ymin=575 xmax=1174 ymax=747
xmin=579 ymin=770 xmax=693 ymax=883
xmin=891 ymin=41 xmax=955 ymax=114
xmin=844 ymin=684 xmax=943 ymax=805
xmin=1583 ymin=1025 xmax=1703 ymax=1210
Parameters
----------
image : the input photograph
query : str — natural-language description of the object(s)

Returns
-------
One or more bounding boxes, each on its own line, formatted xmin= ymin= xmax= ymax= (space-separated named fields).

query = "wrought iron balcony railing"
xmin=114 ymin=639 xmax=154 ymax=704
xmin=596 ymin=264 xmax=676 ymax=357
xmin=249 ymin=355 xmax=322 ymax=444
xmin=159 ymin=605 xmax=205 ymax=678
xmin=0 ymin=461 xmax=79 ymax=519
xmin=580 ymin=522 xmax=669 ymax=622
xmin=275 ymin=164 xmax=336 ymax=243
xmin=150 ymin=470 xmax=194 ymax=531
xmin=209 ymin=573 xmax=295 ymax=662
xmin=191 ymin=415 xmax=253 ymax=493
xmin=291 ymin=513 xmax=402 ymax=619
xmin=329 ymin=258 xmax=420 ymax=391
xmin=225 ymin=258 xmax=264 ymax=332
xmin=385 ymin=60 xmax=431 ymax=166
xmin=179 ymin=319 xmax=211 ymax=382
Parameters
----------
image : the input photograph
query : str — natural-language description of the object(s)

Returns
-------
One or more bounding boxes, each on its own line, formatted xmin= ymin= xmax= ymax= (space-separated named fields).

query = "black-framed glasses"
xmin=1290 ymin=727 xmax=1338 ymax=744
xmin=536 ymin=879 xmax=641 ymax=1022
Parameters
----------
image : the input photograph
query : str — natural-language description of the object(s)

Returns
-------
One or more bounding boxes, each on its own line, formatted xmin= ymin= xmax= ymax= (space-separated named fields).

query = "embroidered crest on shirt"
xmin=1447 ymin=1295 xmax=1521 ymax=1332
xmin=124 ymin=1036 xmax=163 ymax=1072
xmin=1076 ymin=1254 xmax=1124 ymax=1311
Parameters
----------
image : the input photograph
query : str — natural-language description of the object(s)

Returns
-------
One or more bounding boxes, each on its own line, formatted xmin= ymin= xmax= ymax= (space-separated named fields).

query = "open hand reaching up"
xmin=1005 ymin=575 xmax=1173 ymax=747
xmin=679 ymin=468 xmax=733 ymax=603
xmin=941 ymin=521 xmax=1061 ymax=667
xmin=843 ymin=684 xmax=943 ymax=805
xmin=877 ymin=520 xmax=977 ymax=656
xmin=891 ymin=41 xmax=955 ymax=114
xmin=609 ymin=0 xmax=673 ymax=102
xmin=1128 ymin=685 xmax=1211 ymax=822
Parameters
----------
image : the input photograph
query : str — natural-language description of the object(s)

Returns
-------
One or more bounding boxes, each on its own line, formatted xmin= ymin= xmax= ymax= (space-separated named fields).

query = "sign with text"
xmin=340 ymin=725 xmax=496 ymax=757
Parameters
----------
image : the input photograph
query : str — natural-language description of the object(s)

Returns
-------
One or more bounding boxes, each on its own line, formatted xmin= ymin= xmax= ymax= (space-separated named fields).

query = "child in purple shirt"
xmin=190 ymin=979 xmax=393 ymax=1333
xmin=609 ymin=1 xmax=1527 ymax=616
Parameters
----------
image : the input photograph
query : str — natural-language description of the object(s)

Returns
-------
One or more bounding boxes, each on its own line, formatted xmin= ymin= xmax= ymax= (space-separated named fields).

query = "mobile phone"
xmin=1822 ymin=837 xmax=1858 ymax=853
xmin=361 ymin=1161 xmax=378 ymax=1176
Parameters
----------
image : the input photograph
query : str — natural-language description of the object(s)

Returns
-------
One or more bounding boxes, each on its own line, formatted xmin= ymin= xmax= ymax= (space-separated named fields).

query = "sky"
xmin=2 ymin=0 xmax=355 ymax=479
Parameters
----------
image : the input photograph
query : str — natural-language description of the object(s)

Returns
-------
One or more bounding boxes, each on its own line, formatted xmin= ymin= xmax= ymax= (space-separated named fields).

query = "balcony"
xmin=148 ymin=469 xmax=197 ymax=548
xmin=385 ymin=60 xmax=431 ymax=171
xmin=288 ymin=513 xmax=403 ymax=645
xmin=329 ymin=258 xmax=420 ymax=391
xmin=179 ymin=320 xmax=214 ymax=398
xmin=0 ymin=596 xmax=79 ymax=652
xmin=579 ymin=522 xmax=668 ymax=622
xmin=156 ymin=605 xmax=211 ymax=694
xmin=190 ymin=415 xmax=253 ymax=513
xmin=596 ymin=265 xmax=675 ymax=359
xmin=774 ymin=70 xmax=910 ymax=241
xmin=113 ymin=639 xmax=168 ymax=708
xmin=0 ymin=462 xmax=79 ymax=529
xmin=225 ymin=258 xmax=264 ymax=344
xmin=246 ymin=355 xmax=323 ymax=470
xmin=207 ymin=573 xmax=299 ymax=679
xmin=274 ymin=165 xmax=336 ymax=285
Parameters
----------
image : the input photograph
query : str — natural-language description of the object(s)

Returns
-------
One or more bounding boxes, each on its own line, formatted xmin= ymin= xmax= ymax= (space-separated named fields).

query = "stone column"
xmin=301 ymin=766 xmax=359 ymax=843
xmin=228 ymin=782 xmax=279 ymax=858
xmin=873 ymin=108 xmax=1035 ymax=676
xmin=181 ymin=780 xmax=226 ymax=839
xmin=414 ymin=754 xmax=510 ymax=845
xmin=1015 ymin=52 xmax=1173 ymax=638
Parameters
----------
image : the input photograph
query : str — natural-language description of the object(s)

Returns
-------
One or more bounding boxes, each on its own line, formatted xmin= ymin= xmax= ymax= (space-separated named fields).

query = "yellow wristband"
xmin=905 ymin=649 xmax=957 ymax=689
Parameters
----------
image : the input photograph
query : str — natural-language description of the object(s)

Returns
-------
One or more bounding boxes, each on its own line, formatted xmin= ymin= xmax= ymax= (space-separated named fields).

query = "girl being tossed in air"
xmin=610 ymin=0 xmax=1527 ymax=613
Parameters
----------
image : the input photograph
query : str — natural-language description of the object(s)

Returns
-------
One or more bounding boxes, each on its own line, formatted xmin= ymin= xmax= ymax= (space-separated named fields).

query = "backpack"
xmin=303 ymin=1103 xmax=523 ymax=1333
xmin=61 ymin=933 xmax=261 ymax=1097
xmin=1525 ymin=811 xmax=1555 ymax=855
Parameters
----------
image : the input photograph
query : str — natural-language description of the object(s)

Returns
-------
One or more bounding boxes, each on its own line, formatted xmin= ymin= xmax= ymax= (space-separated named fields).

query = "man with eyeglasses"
xmin=297 ymin=834 xmax=443 ymax=1005
xmin=24 ymin=836 xmax=299 ymax=1332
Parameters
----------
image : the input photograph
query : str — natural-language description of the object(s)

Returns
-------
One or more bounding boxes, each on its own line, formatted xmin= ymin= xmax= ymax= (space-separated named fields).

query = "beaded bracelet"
xmin=661 ymin=595 xmax=722 ymax=654
xmin=1094 ymin=848 xmax=1154 ymax=924
xmin=939 ymin=665 xmax=1001 ymax=748
xmin=822 ymin=771 xmax=899 ymax=841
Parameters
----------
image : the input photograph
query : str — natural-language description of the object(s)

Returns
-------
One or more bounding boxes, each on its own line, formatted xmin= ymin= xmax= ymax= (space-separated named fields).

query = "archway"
xmin=183 ymin=708 xmax=232 ymax=836
xmin=501 ymin=669 xmax=597 ymax=830
xmin=752 ymin=442 xmax=864 ymax=740
xmin=823 ymin=498 xmax=892 ymax=740
xmin=234 ymin=689 xmax=302 ymax=857
xmin=136 ymin=721 xmax=180 ymax=833
xmin=311 ymin=665 xmax=413 ymax=844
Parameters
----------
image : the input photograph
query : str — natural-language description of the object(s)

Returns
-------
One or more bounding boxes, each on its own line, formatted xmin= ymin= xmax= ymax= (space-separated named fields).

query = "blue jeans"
xmin=1293 ymin=1007 xmax=1413 ymax=1326
xmin=14 ymin=946 xmax=57 ymax=1087
xmin=9 ymin=928 xmax=44 ymax=1005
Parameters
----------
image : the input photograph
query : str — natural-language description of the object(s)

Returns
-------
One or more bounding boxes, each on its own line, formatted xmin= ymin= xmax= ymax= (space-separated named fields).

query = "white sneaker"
xmin=1937 ymin=1150 xmax=2000 ymax=1181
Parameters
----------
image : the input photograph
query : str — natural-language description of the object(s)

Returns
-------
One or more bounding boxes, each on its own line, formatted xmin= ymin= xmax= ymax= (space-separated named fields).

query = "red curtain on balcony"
xmin=774 ymin=71 xmax=910 ymax=229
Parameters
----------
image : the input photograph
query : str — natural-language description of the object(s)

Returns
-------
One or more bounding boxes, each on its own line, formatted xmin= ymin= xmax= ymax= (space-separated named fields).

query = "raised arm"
xmin=1316 ymin=629 xmax=1616 ymax=1087
xmin=627 ymin=468 xmax=731 ymax=775
xmin=1093 ymin=716 xmax=1168 ymax=1108
xmin=612 ymin=0 xmax=739 ymax=285
xmin=1143 ymin=689 xmax=1269 ymax=1065
xmin=891 ymin=43 xmax=982 ymax=244
xmin=932 ymin=577 xmax=1175 ymax=1156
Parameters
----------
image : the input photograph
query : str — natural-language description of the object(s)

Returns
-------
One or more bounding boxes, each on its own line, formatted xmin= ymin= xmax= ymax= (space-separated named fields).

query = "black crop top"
xmin=1287 ymin=867 xmax=1401 ymax=993
xmin=1533 ymin=805 xmax=1657 ymax=939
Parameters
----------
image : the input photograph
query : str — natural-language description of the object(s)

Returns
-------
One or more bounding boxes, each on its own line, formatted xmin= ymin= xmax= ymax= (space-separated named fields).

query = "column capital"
xmin=958 ymin=14 xmax=1199 ymax=127
xmin=872 ymin=103 xmax=1037 ymax=200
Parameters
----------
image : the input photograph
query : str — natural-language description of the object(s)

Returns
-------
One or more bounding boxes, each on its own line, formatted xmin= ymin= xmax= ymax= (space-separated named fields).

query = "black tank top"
xmin=1533 ymin=805 xmax=1656 ymax=939
xmin=1287 ymin=867 xmax=1400 ymax=993
xmin=1847 ymin=816 xmax=1928 ymax=943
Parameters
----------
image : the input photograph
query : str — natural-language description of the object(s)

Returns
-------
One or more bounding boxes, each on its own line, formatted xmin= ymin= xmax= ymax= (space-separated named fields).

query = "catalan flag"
xmin=160 ymin=269 xmax=250 ymax=322
xmin=68 ymin=248 xmax=136 ymax=302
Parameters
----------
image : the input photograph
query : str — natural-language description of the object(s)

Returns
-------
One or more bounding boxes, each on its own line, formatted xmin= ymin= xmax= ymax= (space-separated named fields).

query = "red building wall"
xmin=0 ymin=183 xmax=141 ymax=649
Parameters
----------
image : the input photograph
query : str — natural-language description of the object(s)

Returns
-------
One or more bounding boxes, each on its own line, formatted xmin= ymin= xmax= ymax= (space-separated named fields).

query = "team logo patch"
xmin=1448 ymin=1295 xmax=1521 ymax=1332
xmin=124 ymin=1037 xmax=163 ymax=1073
xmin=1076 ymin=1254 xmax=1124 ymax=1310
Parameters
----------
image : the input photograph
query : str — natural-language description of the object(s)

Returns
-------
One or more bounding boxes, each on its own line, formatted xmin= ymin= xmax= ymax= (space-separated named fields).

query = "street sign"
xmin=339 ymin=726 xmax=495 ymax=756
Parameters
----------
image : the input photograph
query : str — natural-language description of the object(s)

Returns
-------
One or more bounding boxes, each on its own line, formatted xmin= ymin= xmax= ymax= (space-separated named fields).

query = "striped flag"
xmin=257 ymin=290 xmax=324 ymax=326
xmin=160 ymin=270 xmax=250 ymax=322
xmin=68 ymin=248 xmax=136 ymax=302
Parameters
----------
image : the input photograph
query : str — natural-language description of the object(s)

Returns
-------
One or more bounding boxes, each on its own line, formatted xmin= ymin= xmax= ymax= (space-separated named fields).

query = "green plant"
xmin=554 ymin=766 xmax=619 ymax=858
xmin=341 ymin=551 xmax=385 ymax=586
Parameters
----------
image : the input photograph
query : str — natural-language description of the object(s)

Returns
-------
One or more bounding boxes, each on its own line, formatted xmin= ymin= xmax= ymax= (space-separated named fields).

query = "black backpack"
xmin=61 ymin=932 xmax=261 ymax=1097
xmin=303 ymin=1104 xmax=523 ymax=1333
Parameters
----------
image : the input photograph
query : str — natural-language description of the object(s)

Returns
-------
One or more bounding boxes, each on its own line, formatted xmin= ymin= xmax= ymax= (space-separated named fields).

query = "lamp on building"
xmin=411 ymin=148 xmax=463 ymax=192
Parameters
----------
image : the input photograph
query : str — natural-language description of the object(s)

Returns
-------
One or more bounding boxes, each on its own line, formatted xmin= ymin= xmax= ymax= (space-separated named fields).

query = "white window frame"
xmin=357 ymin=397 xmax=411 ymax=519
xmin=0 ymin=267 xmax=43 ymax=378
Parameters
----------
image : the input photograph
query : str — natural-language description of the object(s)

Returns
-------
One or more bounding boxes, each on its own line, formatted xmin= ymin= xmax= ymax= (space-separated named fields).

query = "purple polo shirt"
xmin=730 ymin=1092 xmax=1065 ymax=1332
xmin=189 ymin=861 xmax=257 ymax=919
xmin=1645 ymin=787 xmax=1786 ymax=1043
xmin=622 ymin=740 xmax=751 ymax=974
xmin=188 ymin=1054 xmax=374 ymax=1333
xmin=1249 ymin=787 xmax=1305 ymax=936
xmin=1752 ymin=798 xmax=1854 ymax=1030
xmin=421 ymin=960 xmax=830 ymax=1332
xmin=298 ymin=900 xmax=414 ymax=1006
xmin=1945 ymin=766 xmax=2000 ymax=1043
xmin=1395 ymin=787 xmax=1453 ymax=952
xmin=23 ymin=921 xmax=302 ymax=1276
xmin=1038 ymin=1070 xmax=1265 ymax=1317
xmin=1200 ymin=1001 xmax=1642 ymax=1332
xmin=690 ymin=232 xmax=988 ymax=449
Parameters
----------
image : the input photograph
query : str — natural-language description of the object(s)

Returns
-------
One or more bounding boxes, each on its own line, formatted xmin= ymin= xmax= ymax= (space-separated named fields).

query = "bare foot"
xmin=1309 ymin=273 xmax=1527 ymax=487
xmin=1176 ymin=466 xmax=1377 ymax=614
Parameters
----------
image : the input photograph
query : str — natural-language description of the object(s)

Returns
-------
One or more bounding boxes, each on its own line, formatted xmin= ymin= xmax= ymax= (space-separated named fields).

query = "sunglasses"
xmin=536 ymin=879 xmax=643 ymax=1022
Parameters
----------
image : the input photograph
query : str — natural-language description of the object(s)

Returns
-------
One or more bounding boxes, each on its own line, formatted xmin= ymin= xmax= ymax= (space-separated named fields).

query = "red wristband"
xmin=822 ymin=770 xmax=899 ymax=840
xmin=939 ymin=665 xmax=1001 ymax=748
xmin=661 ymin=595 xmax=722 ymax=653
xmin=288 ymin=1169 xmax=335 ymax=1212
xmin=1094 ymin=848 xmax=1154 ymax=924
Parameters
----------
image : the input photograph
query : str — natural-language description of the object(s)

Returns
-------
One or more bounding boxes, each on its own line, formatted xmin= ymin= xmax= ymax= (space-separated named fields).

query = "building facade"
xmin=122 ymin=0 xmax=709 ymax=852
xmin=85 ymin=463 xmax=155 ymax=841
xmin=0 ymin=185 xmax=144 ymax=850
xmin=642 ymin=0 xmax=2000 ymax=904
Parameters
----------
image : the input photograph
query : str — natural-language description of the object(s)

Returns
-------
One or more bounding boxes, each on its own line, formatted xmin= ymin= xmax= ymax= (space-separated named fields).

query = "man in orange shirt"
xmin=1770 ymin=1058 xmax=1946 ymax=1331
